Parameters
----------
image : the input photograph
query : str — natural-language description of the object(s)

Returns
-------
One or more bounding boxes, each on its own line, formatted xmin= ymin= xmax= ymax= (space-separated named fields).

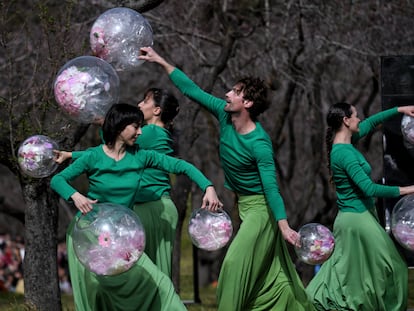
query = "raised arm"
xmin=139 ymin=46 xmax=175 ymax=74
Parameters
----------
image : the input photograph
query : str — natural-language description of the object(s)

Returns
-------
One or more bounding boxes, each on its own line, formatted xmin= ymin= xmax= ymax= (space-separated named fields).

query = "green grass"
xmin=2 ymin=267 xmax=413 ymax=310
xmin=180 ymin=212 xmax=217 ymax=311
xmin=1 ymin=234 xmax=413 ymax=311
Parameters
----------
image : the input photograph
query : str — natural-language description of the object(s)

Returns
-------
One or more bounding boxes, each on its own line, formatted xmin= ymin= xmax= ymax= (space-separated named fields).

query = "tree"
xmin=2 ymin=0 xmax=414 ymax=308
xmin=0 ymin=1 xmax=164 ymax=309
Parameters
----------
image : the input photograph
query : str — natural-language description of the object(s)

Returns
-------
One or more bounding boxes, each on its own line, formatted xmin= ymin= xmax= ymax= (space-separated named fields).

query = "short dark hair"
xmin=237 ymin=77 xmax=270 ymax=120
xmin=102 ymin=103 xmax=143 ymax=146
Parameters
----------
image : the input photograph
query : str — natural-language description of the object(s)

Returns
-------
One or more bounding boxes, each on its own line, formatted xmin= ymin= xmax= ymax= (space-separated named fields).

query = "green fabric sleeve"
xmin=169 ymin=68 xmax=227 ymax=120
xmin=72 ymin=151 xmax=84 ymax=160
xmin=139 ymin=150 xmax=213 ymax=192
xmin=352 ymin=107 xmax=399 ymax=142
xmin=51 ymin=153 xmax=92 ymax=200
xmin=253 ymin=140 xmax=287 ymax=220
xmin=335 ymin=147 xmax=400 ymax=198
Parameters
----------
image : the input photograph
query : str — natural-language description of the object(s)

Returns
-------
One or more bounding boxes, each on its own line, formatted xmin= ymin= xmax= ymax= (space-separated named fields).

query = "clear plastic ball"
xmin=401 ymin=115 xmax=414 ymax=145
xmin=72 ymin=203 xmax=146 ymax=276
xmin=391 ymin=194 xmax=414 ymax=251
xmin=188 ymin=208 xmax=233 ymax=251
xmin=17 ymin=135 xmax=59 ymax=178
xmin=90 ymin=7 xmax=153 ymax=71
xmin=295 ymin=223 xmax=335 ymax=265
xmin=53 ymin=56 xmax=120 ymax=124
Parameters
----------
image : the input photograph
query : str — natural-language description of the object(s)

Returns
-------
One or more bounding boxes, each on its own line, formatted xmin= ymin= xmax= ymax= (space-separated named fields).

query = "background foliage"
xmin=2 ymin=0 xmax=414 ymax=309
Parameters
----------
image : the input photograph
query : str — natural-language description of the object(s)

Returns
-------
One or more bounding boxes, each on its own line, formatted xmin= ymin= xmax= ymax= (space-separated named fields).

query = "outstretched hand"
xmin=139 ymin=46 xmax=163 ymax=63
xmin=398 ymin=105 xmax=414 ymax=117
xmin=53 ymin=150 xmax=72 ymax=164
xmin=201 ymin=186 xmax=224 ymax=212
xmin=139 ymin=46 xmax=175 ymax=74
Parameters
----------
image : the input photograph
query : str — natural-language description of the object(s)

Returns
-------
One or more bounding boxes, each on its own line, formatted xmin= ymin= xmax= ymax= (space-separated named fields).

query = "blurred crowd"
xmin=0 ymin=234 xmax=72 ymax=295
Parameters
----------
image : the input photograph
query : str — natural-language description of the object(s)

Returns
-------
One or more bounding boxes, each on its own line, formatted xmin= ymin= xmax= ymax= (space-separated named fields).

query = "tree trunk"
xmin=22 ymin=180 xmax=61 ymax=310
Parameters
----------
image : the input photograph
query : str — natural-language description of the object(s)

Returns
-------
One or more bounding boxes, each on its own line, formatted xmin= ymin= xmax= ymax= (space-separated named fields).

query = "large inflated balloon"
xmin=401 ymin=115 xmax=414 ymax=145
xmin=392 ymin=194 xmax=414 ymax=251
xmin=90 ymin=7 xmax=153 ymax=71
xmin=54 ymin=56 xmax=119 ymax=124
xmin=188 ymin=208 xmax=233 ymax=251
xmin=17 ymin=135 xmax=59 ymax=178
xmin=72 ymin=203 xmax=146 ymax=275
xmin=295 ymin=223 xmax=335 ymax=265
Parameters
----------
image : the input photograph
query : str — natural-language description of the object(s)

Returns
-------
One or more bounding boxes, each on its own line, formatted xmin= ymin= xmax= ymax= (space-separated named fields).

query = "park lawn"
xmin=0 ymin=265 xmax=413 ymax=310
xmin=1 ymin=212 xmax=413 ymax=311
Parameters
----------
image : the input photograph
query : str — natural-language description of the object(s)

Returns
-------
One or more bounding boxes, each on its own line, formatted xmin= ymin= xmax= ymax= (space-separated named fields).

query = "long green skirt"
xmin=66 ymin=214 xmax=186 ymax=311
xmin=216 ymin=195 xmax=315 ymax=311
xmin=133 ymin=196 xmax=178 ymax=277
xmin=306 ymin=210 xmax=408 ymax=311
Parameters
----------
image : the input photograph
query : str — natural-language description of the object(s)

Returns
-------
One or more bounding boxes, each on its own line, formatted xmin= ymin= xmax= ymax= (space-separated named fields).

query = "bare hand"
xmin=201 ymin=186 xmax=223 ymax=211
xmin=278 ymin=219 xmax=299 ymax=246
xmin=138 ymin=46 xmax=175 ymax=74
xmin=71 ymin=192 xmax=97 ymax=214
xmin=398 ymin=105 xmax=414 ymax=117
xmin=53 ymin=150 xmax=72 ymax=164
xmin=138 ymin=46 xmax=162 ymax=62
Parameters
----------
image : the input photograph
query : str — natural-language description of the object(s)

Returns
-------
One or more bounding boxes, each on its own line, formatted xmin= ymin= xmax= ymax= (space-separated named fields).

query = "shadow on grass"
xmin=1 ymin=268 xmax=413 ymax=310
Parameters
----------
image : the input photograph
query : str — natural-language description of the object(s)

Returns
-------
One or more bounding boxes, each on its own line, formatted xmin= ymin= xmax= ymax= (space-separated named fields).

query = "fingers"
xmin=138 ymin=46 xmax=153 ymax=60
xmin=286 ymin=231 xmax=299 ymax=246
xmin=201 ymin=196 xmax=223 ymax=212
xmin=73 ymin=193 xmax=97 ymax=214
xmin=53 ymin=150 xmax=64 ymax=164
xmin=399 ymin=105 xmax=414 ymax=117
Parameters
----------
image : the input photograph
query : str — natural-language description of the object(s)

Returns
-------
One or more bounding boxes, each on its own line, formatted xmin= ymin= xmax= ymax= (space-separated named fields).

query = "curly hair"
xmin=236 ymin=77 xmax=270 ymax=120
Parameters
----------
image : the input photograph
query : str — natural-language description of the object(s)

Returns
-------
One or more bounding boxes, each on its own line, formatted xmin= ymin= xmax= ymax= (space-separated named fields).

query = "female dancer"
xmin=306 ymin=102 xmax=414 ymax=311
xmin=51 ymin=103 xmax=222 ymax=311
xmin=56 ymin=89 xmax=181 ymax=277
xmin=133 ymin=88 xmax=180 ymax=277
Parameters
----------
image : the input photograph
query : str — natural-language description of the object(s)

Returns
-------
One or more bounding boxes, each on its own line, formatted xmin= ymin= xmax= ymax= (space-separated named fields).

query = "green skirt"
xmin=66 ymin=214 xmax=186 ymax=311
xmin=133 ymin=196 xmax=178 ymax=277
xmin=306 ymin=210 xmax=408 ymax=311
xmin=216 ymin=195 xmax=315 ymax=311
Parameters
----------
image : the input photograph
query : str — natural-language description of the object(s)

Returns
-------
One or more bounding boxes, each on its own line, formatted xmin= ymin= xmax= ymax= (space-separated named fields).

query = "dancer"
xmin=139 ymin=47 xmax=315 ymax=311
xmin=306 ymin=102 xmax=414 ymax=311
xmin=57 ymin=89 xmax=181 ymax=277
xmin=51 ymin=103 xmax=222 ymax=311
xmin=133 ymin=88 xmax=180 ymax=277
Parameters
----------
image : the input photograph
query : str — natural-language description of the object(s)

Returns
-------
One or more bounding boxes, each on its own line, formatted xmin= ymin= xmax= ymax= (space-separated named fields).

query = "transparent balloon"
xmin=401 ymin=115 xmax=414 ymax=145
xmin=90 ymin=7 xmax=153 ymax=71
xmin=188 ymin=208 xmax=233 ymax=251
xmin=17 ymin=135 xmax=59 ymax=178
xmin=295 ymin=223 xmax=335 ymax=265
xmin=72 ymin=203 xmax=146 ymax=276
xmin=391 ymin=194 xmax=414 ymax=251
xmin=53 ymin=56 xmax=120 ymax=124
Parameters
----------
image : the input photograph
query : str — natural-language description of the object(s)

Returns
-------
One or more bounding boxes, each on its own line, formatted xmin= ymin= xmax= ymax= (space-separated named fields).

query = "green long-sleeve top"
xmin=72 ymin=125 xmax=174 ymax=203
xmin=134 ymin=124 xmax=174 ymax=202
xmin=51 ymin=145 xmax=212 ymax=209
xmin=331 ymin=107 xmax=400 ymax=213
xmin=169 ymin=68 xmax=287 ymax=221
